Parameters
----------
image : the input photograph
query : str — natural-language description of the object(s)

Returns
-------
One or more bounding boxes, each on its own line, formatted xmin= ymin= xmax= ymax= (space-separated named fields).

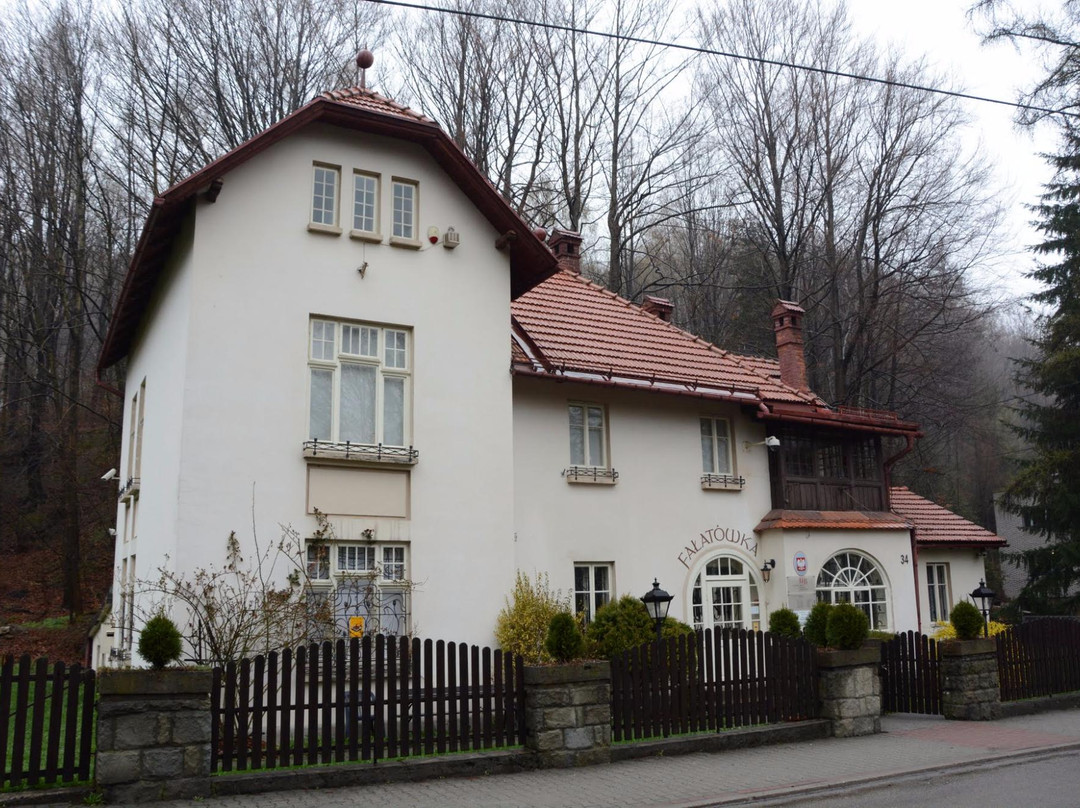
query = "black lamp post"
xmin=641 ymin=579 xmax=674 ymax=643
xmin=970 ymin=579 xmax=996 ymax=638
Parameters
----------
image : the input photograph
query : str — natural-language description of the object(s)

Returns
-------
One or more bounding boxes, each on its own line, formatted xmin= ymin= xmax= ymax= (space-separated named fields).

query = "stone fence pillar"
xmin=941 ymin=638 xmax=1000 ymax=720
xmin=815 ymin=645 xmax=882 ymax=738
xmin=95 ymin=670 xmax=213 ymax=802
xmin=523 ymin=661 xmax=611 ymax=767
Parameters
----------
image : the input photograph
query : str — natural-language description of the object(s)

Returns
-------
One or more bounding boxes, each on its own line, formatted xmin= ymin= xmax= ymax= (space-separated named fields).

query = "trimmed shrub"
xmin=138 ymin=614 xmax=183 ymax=669
xmin=803 ymin=601 xmax=833 ymax=646
xmin=546 ymin=612 xmax=584 ymax=663
xmin=585 ymin=595 xmax=694 ymax=660
xmin=768 ymin=607 xmax=802 ymax=639
xmin=950 ymin=601 xmax=986 ymax=640
xmin=868 ymin=630 xmax=898 ymax=642
xmin=495 ymin=572 xmax=569 ymax=664
xmin=825 ymin=603 xmax=869 ymax=650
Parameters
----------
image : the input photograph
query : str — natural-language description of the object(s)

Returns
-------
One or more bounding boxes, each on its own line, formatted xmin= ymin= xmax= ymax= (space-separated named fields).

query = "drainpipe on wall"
xmin=910 ymin=526 xmax=923 ymax=634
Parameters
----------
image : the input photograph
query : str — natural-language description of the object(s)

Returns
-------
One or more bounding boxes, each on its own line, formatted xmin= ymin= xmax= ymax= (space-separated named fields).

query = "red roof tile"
xmin=510 ymin=270 xmax=819 ymax=405
xmin=890 ymin=486 xmax=1006 ymax=547
xmin=319 ymin=87 xmax=434 ymax=123
xmin=755 ymin=509 xmax=910 ymax=532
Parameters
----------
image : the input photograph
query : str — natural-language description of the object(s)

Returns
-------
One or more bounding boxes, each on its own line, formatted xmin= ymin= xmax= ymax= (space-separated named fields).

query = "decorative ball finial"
xmin=532 ymin=226 xmax=547 ymax=242
xmin=356 ymin=49 xmax=374 ymax=70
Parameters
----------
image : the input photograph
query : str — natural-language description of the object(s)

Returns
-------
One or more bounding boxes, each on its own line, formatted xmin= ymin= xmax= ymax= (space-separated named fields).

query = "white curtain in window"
xmin=340 ymin=364 xmax=376 ymax=443
xmin=384 ymin=377 xmax=405 ymax=445
xmin=309 ymin=369 xmax=333 ymax=439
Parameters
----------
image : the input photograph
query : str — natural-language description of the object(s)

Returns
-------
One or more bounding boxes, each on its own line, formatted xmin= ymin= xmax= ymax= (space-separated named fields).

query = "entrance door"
xmin=691 ymin=556 xmax=761 ymax=632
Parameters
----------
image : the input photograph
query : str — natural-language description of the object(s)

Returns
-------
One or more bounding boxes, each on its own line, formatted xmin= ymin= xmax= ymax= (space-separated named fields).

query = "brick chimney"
xmin=771 ymin=300 xmax=808 ymax=392
xmin=548 ymin=228 xmax=582 ymax=274
xmin=641 ymin=295 xmax=674 ymax=322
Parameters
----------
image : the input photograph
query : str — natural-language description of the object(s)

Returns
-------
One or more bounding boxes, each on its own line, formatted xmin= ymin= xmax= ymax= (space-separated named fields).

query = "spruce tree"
xmin=1004 ymin=133 xmax=1080 ymax=613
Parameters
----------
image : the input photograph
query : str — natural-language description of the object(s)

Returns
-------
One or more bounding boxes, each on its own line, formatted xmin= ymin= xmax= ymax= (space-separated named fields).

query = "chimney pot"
xmin=548 ymin=228 xmax=582 ymax=274
xmin=771 ymin=299 xmax=808 ymax=392
xmin=642 ymin=295 xmax=674 ymax=322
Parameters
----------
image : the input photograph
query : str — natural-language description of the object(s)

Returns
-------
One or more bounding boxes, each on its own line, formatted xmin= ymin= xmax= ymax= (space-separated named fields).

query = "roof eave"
xmin=97 ymin=97 xmax=556 ymax=371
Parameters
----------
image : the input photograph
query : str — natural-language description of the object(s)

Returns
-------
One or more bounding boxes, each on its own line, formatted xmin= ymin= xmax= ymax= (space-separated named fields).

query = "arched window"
xmin=816 ymin=551 xmax=889 ymax=630
xmin=690 ymin=555 xmax=761 ymax=632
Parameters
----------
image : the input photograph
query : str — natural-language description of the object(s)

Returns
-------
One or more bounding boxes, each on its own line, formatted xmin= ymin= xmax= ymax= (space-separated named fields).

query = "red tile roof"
xmin=890 ymin=486 xmax=1006 ymax=547
xmin=511 ymin=270 xmax=820 ymax=406
xmin=755 ymin=509 xmax=910 ymax=532
xmin=510 ymin=271 xmax=922 ymax=438
xmin=319 ymin=87 xmax=434 ymax=123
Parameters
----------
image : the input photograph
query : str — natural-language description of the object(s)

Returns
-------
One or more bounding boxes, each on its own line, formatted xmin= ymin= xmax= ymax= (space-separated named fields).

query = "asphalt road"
xmin=758 ymin=749 xmax=1080 ymax=808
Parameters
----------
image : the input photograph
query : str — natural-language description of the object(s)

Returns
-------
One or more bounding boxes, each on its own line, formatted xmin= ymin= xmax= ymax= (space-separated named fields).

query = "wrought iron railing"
xmin=118 ymin=476 xmax=140 ymax=500
xmin=701 ymin=473 xmax=746 ymax=489
xmin=563 ymin=466 xmax=619 ymax=482
xmin=302 ymin=440 xmax=419 ymax=464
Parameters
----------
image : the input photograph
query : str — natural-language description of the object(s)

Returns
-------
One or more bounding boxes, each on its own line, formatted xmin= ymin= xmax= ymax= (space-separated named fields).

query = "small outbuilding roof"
xmin=889 ymin=486 xmax=1007 ymax=548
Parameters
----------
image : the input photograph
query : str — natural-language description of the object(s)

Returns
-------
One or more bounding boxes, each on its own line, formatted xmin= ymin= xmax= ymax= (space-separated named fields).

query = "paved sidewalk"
xmin=105 ymin=710 xmax=1080 ymax=808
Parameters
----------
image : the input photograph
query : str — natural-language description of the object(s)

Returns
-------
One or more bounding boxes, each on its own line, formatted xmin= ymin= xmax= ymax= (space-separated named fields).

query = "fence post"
xmin=95 ymin=670 xmax=213 ymax=802
xmin=940 ymin=638 xmax=1000 ymax=720
xmin=814 ymin=646 xmax=881 ymax=737
xmin=523 ymin=661 xmax=611 ymax=768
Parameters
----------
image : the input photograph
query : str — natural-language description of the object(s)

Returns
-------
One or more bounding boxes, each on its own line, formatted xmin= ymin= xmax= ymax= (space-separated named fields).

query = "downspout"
xmin=910 ymin=525 xmax=923 ymax=634
xmin=883 ymin=433 xmax=917 ymax=490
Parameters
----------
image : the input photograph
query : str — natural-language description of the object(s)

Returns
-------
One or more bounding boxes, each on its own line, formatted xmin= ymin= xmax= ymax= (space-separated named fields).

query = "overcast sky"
xmin=846 ymin=0 xmax=1057 ymax=300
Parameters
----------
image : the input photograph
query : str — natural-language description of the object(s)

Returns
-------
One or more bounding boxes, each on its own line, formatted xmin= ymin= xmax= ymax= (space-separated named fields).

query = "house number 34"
xmin=900 ymin=554 xmax=910 ymax=565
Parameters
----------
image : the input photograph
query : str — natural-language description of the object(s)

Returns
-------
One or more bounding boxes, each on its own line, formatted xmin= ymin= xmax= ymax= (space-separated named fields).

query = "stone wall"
xmin=815 ymin=646 xmax=881 ymax=737
xmin=941 ymin=638 xmax=1000 ymax=721
xmin=95 ymin=670 xmax=213 ymax=802
xmin=523 ymin=661 xmax=611 ymax=767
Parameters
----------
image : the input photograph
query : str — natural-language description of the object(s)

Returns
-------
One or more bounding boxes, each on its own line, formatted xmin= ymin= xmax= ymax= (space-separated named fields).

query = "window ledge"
xmin=308 ymin=222 xmax=342 ymax=236
xmin=564 ymin=466 xmax=618 ymax=485
xmin=701 ymin=474 xmax=745 ymax=491
xmin=389 ymin=235 xmax=422 ymax=250
xmin=303 ymin=440 xmax=418 ymax=465
xmin=349 ymin=229 xmax=382 ymax=243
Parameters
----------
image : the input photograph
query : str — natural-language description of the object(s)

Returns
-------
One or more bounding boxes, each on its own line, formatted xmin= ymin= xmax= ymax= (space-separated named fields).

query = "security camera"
xmin=764 ymin=436 xmax=781 ymax=451
xmin=107 ymin=528 xmax=117 ymax=537
xmin=101 ymin=468 xmax=117 ymax=482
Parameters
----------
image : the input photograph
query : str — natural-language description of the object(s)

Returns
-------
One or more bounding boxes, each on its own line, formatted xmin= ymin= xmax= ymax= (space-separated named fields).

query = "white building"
xmin=90 ymin=86 xmax=1004 ymax=667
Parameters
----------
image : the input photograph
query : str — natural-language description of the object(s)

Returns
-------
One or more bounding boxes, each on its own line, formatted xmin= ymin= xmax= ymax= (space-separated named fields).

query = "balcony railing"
xmin=563 ymin=466 xmax=619 ymax=484
xmin=701 ymin=473 xmax=745 ymax=491
xmin=302 ymin=440 xmax=419 ymax=464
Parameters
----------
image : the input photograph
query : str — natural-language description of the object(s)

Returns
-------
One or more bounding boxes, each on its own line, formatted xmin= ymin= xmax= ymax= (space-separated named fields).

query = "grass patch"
xmin=16 ymin=617 xmax=70 ymax=631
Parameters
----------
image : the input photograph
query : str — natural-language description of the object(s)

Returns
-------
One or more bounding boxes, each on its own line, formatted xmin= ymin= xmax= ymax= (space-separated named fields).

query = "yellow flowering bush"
xmin=494 ymin=571 xmax=571 ymax=664
xmin=931 ymin=619 xmax=1009 ymax=640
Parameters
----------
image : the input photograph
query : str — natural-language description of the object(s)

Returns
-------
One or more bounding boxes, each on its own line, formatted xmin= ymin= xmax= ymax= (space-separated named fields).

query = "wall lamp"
xmin=761 ymin=559 xmax=776 ymax=583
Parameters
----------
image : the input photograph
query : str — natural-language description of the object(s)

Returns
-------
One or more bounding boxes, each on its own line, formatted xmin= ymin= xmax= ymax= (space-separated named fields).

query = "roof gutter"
xmin=757 ymin=408 xmax=924 ymax=438
xmin=510 ymin=364 xmax=761 ymax=403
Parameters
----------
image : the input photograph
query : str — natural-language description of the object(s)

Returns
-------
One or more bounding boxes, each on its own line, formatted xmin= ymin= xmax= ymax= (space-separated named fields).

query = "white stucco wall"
xmin=108 ymin=122 xmax=519 ymax=657
xmin=513 ymin=377 xmax=784 ymax=626
xmin=918 ymin=548 xmax=990 ymax=631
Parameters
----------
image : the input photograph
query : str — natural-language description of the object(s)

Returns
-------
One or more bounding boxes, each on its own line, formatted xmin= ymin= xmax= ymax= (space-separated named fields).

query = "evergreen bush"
xmin=768 ymin=607 xmax=802 ymax=639
xmin=803 ymin=601 xmax=833 ymax=646
xmin=585 ymin=595 xmax=693 ymax=659
xmin=950 ymin=601 xmax=986 ymax=640
xmin=138 ymin=614 xmax=183 ymax=669
xmin=545 ymin=612 xmax=585 ymax=663
xmin=825 ymin=603 xmax=869 ymax=650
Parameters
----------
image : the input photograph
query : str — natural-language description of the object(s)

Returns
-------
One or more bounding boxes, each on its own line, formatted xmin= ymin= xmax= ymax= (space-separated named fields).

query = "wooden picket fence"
xmin=879 ymin=631 xmax=942 ymax=715
xmin=212 ymin=637 xmax=525 ymax=773
xmin=998 ymin=619 xmax=1080 ymax=701
xmin=0 ymin=655 xmax=96 ymax=788
xmin=610 ymin=629 xmax=817 ymax=742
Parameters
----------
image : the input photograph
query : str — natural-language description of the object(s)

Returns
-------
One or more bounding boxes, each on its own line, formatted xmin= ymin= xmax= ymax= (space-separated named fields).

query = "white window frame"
xmin=305 ymin=542 xmax=410 ymax=638
xmin=307 ymin=319 xmax=412 ymax=448
xmin=700 ymin=417 xmax=733 ymax=475
xmin=568 ymin=402 xmax=608 ymax=468
xmin=816 ymin=551 xmax=890 ymax=631
xmin=574 ymin=563 xmax=613 ymax=623
xmin=926 ymin=562 xmax=951 ymax=624
xmin=390 ymin=177 xmax=419 ymax=246
xmin=309 ymin=163 xmax=341 ymax=233
xmin=351 ymin=170 xmax=381 ymax=241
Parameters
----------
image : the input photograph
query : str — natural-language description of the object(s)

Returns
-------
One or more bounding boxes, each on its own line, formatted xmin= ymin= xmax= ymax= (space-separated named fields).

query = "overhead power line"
xmin=368 ymin=0 xmax=1080 ymax=121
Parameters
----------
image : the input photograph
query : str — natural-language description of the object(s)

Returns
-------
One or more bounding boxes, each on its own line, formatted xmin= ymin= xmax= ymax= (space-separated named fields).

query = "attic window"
xmin=309 ymin=163 xmax=342 ymax=234
xmin=390 ymin=178 xmax=419 ymax=247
